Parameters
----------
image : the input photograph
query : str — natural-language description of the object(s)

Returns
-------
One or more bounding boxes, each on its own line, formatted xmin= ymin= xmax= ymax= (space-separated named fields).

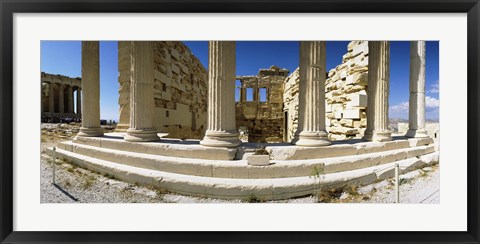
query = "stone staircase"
xmin=46 ymin=135 xmax=439 ymax=200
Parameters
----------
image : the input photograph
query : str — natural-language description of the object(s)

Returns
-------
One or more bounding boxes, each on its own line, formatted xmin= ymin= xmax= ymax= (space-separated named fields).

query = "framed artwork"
xmin=1 ymin=0 xmax=478 ymax=243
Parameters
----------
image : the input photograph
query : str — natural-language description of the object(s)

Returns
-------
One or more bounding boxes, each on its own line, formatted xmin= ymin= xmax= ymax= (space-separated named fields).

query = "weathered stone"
xmin=340 ymin=118 xmax=355 ymax=127
xmin=342 ymin=108 xmax=362 ymax=119
xmin=346 ymin=91 xmax=368 ymax=108
xmin=247 ymin=155 xmax=270 ymax=166
xmin=171 ymin=63 xmax=180 ymax=74
xmin=327 ymin=126 xmax=358 ymax=135
xmin=118 ymin=41 xmax=208 ymax=139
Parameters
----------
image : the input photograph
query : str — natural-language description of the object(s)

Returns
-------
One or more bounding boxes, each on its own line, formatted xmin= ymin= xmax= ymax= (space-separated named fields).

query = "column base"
xmin=124 ymin=128 xmax=160 ymax=142
xmin=114 ymin=123 xmax=130 ymax=132
xmin=406 ymin=129 xmax=429 ymax=138
xmin=77 ymin=127 xmax=104 ymax=137
xmin=200 ymin=130 xmax=241 ymax=148
xmin=292 ymin=131 xmax=330 ymax=147
xmin=372 ymin=131 xmax=392 ymax=142
xmin=363 ymin=130 xmax=392 ymax=142
xmin=362 ymin=130 xmax=373 ymax=141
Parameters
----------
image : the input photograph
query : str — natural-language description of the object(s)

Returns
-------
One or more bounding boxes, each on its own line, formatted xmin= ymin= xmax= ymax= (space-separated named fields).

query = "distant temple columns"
xmin=406 ymin=41 xmax=429 ymax=138
xmin=124 ymin=41 xmax=160 ymax=142
xmin=363 ymin=41 xmax=392 ymax=142
xmin=77 ymin=41 xmax=103 ymax=137
xmin=41 ymin=72 xmax=82 ymax=119
xmin=49 ymin=83 xmax=54 ymax=115
xmin=292 ymin=41 xmax=330 ymax=147
xmin=200 ymin=41 xmax=241 ymax=147
xmin=58 ymin=84 xmax=65 ymax=113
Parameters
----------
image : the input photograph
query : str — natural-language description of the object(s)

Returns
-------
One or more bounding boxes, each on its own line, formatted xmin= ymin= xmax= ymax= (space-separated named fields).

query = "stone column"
xmin=406 ymin=41 xmax=429 ymax=138
xmin=67 ymin=85 xmax=74 ymax=114
xmin=292 ymin=41 xmax=330 ymax=147
xmin=76 ymin=87 xmax=82 ymax=116
xmin=58 ymin=84 xmax=64 ymax=114
xmin=77 ymin=41 xmax=103 ymax=137
xmin=200 ymin=41 xmax=241 ymax=147
xmin=124 ymin=41 xmax=160 ymax=142
xmin=115 ymin=41 xmax=131 ymax=132
xmin=363 ymin=41 xmax=392 ymax=142
xmin=49 ymin=83 xmax=54 ymax=114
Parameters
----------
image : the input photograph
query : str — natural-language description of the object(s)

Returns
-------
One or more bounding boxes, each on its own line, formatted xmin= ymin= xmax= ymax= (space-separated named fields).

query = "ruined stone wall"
xmin=325 ymin=41 xmax=369 ymax=140
xmin=117 ymin=41 xmax=208 ymax=139
xmin=235 ymin=66 xmax=289 ymax=143
xmin=283 ymin=68 xmax=300 ymax=142
xmin=283 ymin=41 xmax=369 ymax=141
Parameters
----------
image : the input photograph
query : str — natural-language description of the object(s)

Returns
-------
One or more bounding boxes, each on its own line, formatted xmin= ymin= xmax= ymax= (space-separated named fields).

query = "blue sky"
xmin=41 ymin=41 xmax=439 ymax=121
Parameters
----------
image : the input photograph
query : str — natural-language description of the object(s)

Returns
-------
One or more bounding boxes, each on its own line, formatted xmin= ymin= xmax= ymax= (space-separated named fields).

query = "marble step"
xmin=72 ymin=133 xmax=433 ymax=161
xmin=54 ymin=141 xmax=435 ymax=179
xmin=46 ymin=147 xmax=439 ymax=200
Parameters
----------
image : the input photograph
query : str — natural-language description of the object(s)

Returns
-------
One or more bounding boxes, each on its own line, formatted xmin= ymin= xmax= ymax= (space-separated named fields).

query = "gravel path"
xmin=360 ymin=165 xmax=440 ymax=203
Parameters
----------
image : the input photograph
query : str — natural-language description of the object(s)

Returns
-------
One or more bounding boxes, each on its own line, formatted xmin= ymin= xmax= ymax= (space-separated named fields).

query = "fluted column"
xmin=363 ymin=41 xmax=392 ymax=142
xmin=292 ymin=41 xmax=330 ymax=146
xmin=200 ymin=41 xmax=241 ymax=147
xmin=124 ymin=41 xmax=159 ymax=142
xmin=76 ymin=87 xmax=82 ymax=116
xmin=406 ymin=41 xmax=429 ymax=138
xmin=49 ymin=83 xmax=54 ymax=114
xmin=58 ymin=84 xmax=64 ymax=114
xmin=78 ymin=41 xmax=103 ymax=137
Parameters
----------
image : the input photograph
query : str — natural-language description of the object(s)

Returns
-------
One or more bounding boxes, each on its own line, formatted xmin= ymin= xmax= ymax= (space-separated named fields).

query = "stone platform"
xmin=47 ymin=135 xmax=438 ymax=200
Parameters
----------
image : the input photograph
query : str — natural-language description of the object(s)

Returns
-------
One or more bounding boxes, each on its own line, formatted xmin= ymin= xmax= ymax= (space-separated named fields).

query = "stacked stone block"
xmin=283 ymin=41 xmax=370 ymax=141
xmin=117 ymin=41 xmax=208 ymax=139
xmin=325 ymin=41 xmax=369 ymax=140
xmin=283 ymin=68 xmax=300 ymax=142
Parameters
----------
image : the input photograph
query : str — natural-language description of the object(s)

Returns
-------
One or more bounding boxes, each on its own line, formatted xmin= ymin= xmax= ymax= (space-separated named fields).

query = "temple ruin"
xmin=41 ymin=72 xmax=82 ymax=121
xmin=47 ymin=41 xmax=439 ymax=200
xmin=235 ymin=66 xmax=289 ymax=143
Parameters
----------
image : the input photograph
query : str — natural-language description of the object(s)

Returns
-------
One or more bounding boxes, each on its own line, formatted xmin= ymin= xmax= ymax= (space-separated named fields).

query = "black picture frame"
xmin=1 ymin=0 xmax=479 ymax=243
